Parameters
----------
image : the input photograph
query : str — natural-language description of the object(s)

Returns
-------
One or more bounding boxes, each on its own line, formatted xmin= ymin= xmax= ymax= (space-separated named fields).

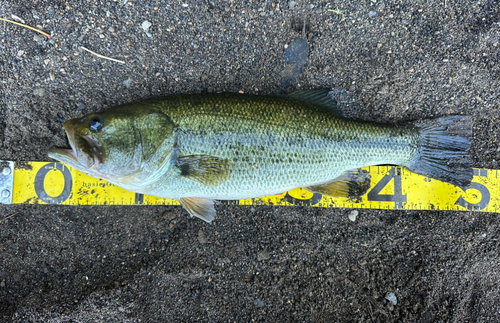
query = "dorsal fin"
xmin=286 ymin=89 xmax=341 ymax=115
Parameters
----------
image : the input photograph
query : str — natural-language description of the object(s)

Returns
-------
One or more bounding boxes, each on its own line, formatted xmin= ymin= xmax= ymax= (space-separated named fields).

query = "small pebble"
xmin=11 ymin=14 xmax=25 ymax=24
xmin=254 ymin=298 xmax=265 ymax=308
xmin=33 ymin=88 xmax=46 ymax=97
xmin=141 ymin=21 xmax=152 ymax=37
xmin=17 ymin=50 xmax=25 ymax=57
xmin=385 ymin=292 xmax=397 ymax=305
xmin=348 ymin=210 xmax=358 ymax=222
xmin=288 ymin=1 xmax=296 ymax=10
xmin=0 ymin=281 xmax=5 ymax=287
xmin=369 ymin=11 xmax=377 ymax=17
xmin=257 ymin=250 xmax=270 ymax=261
xmin=198 ymin=229 xmax=208 ymax=244
xmin=123 ymin=78 xmax=132 ymax=88
xmin=162 ymin=211 xmax=178 ymax=222
xmin=141 ymin=21 xmax=152 ymax=31
xmin=76 ymin=102 xmax=85 ymax=111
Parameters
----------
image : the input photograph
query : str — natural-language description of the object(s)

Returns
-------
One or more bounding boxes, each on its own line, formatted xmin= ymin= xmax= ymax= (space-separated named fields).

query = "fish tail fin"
xmin=405 ymin=115 xmax=473 ymax=187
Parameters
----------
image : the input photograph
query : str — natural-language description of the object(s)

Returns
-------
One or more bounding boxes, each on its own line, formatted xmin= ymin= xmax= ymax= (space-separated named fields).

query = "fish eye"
xmin=89 ymin=116 xmax=104 ymax=131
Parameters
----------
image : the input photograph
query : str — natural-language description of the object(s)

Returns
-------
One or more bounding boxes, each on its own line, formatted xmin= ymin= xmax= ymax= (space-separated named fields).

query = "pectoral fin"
xmin=179 ymin=197 xmax=216 ymax=223
xmin=306 ymin=169 xmax=371 ymax=198
xmin=176 ymin=155 xmax=230 ymax=186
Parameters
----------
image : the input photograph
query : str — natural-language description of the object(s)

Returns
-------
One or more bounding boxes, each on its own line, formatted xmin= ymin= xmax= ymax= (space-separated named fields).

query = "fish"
xmin=48 ymin=89 xmax=473 ymax=222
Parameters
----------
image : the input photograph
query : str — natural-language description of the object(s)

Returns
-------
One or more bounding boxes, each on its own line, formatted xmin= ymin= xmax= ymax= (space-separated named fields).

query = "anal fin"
xmin=179 ymin=197 xmax=216 ymax=223
xmin=306 ymin=169 xmax=371 ymax=198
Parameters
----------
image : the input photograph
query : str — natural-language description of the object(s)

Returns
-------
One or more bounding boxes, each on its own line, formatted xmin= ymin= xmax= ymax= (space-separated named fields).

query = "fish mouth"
xmin=48 ymin=121 xmax=103 ymax=171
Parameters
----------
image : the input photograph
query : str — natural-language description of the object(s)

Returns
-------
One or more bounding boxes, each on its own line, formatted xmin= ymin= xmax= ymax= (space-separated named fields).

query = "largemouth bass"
xmin=48 ymin=90 xmax=472 ymax=222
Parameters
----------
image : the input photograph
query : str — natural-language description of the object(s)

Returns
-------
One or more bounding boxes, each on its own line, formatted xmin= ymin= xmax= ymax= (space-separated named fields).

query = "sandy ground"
xmin=1 ymin=0 xmax=500 ymax=322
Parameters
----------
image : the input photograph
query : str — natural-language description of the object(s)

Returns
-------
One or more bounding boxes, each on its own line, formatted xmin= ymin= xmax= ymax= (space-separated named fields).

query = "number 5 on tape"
xmin=1 ymin=161 xmax=500 ymax=213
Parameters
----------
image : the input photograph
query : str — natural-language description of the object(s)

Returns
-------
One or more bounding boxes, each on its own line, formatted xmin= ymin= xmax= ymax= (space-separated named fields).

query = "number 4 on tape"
xmin=0 ymin=161 xmax=499 ymax=213
xmin=367 ymin=168 xmax=407 ymax=208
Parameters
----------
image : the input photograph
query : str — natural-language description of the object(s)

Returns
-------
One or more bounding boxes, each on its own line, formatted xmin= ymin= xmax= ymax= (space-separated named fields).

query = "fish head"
xmin=49 ymin=106 xmax=175 ymax=181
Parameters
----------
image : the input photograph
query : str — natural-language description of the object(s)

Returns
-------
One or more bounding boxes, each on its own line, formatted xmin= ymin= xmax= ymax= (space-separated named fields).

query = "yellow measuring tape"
xmin=0 ymin=161 xmax=497 ymax=212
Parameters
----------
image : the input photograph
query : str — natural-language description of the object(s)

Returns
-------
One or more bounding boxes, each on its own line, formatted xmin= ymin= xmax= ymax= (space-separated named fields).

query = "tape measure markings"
xmin=0 ymin=160 xmax=497 ymax=212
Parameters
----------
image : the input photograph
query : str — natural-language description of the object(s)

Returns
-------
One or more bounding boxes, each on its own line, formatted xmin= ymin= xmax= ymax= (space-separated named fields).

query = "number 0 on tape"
xmin=0 ymin=161 xmax=498 ymax=212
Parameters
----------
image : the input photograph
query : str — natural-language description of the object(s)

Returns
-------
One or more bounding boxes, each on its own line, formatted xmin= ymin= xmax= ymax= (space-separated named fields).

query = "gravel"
xmin=1 ymin=0 xmax=500 ymax=322
xmin=348 ymin=210 xmax=358 ymax=222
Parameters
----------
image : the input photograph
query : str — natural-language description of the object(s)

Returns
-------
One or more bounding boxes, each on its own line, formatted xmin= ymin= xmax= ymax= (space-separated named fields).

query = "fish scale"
xmin=48 ymin=90 xmax=472 ymax=222
xmin=146 ymin=94 xmax=419 ymax=199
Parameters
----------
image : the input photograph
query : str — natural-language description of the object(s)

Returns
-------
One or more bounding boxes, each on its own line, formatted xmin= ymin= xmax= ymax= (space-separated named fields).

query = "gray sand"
xmin=1 ymin=0 xmax=500 ymax=321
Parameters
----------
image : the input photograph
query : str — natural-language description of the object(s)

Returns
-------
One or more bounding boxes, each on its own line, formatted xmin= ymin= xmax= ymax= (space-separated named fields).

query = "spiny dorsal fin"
xmin=176 ymin=155 xmax=230 ymax=186
xmin=306 ymin=168 xmax=371 ymax=198
xmin=179 ymin=197 xmax=215 ymax=223
xmin=286 ymin=89 xmax=341 ymax=116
